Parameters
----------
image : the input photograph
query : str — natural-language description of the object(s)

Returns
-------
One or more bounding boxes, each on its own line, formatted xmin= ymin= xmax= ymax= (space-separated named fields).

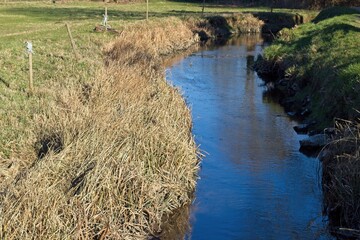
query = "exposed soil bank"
xmin=255 ymin=7 xmax=360 ymax=238
xmin=187 ymin=11 xmax=309 ymax=41
xmin=253 ymin=11 xmax=310 ymax=33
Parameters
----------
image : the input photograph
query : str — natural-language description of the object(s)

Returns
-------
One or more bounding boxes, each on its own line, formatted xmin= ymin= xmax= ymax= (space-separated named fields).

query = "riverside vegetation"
xmin=255 ymin=7 xmax=360 ymax=238
xmin=0 ymin=1 xmax=311 ymax=238
xmin=0 ymin=16 xmax=200 ymax=239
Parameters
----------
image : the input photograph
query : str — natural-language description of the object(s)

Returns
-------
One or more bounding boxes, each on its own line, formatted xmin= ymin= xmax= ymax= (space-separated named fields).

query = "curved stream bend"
xmin=166 ymin=35 xmax=333 ymax=240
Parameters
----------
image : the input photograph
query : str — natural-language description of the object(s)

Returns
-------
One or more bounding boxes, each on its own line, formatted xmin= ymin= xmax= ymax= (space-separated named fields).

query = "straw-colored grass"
xmin=0 ymin=18 xmax=200 ymax=239
xmin=321 ymin=119 xmax=360 ymax=236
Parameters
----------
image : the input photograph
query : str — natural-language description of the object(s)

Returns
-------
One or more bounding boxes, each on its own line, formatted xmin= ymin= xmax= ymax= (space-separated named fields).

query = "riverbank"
xmin=0 ymin=17 xmax=201 ymax=239
xmin=255 ymin=6 xmax=360 ymax=237
xmin=0 ymin=2 xmax=313 ymax=238
xmin=255 ymin=6 xmax=360 ymax=129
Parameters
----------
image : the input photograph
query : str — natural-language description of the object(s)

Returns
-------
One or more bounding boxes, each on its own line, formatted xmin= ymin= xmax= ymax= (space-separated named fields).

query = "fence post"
xmin=26 ymin=41 xmax=34 ymax=94
xmin=65 ymin=23 xmax=80 ymax=60
xmin=202 ymin=0 xmax=205 ymax=15
xmin=146 ymin=0 xmax=149 ymax=20
xmin=102 ymin=7 xmax=109 ymax=29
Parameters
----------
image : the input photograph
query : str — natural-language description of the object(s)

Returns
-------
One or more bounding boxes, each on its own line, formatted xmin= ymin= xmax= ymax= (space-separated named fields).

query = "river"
xmin=165 ymin=35 xmax=334 ymax=240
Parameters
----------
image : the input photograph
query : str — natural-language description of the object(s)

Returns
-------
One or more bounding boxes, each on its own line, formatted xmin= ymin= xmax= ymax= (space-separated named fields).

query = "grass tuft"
xmin=320 ymin=119 xmax=360 ymax=235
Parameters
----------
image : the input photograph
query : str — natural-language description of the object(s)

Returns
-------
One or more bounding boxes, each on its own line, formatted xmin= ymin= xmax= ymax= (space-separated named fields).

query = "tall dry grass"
xmin=320 ymin=119 xmax=360 ymax=236
xmin=0 ymin=18 xmax=200 ymax=239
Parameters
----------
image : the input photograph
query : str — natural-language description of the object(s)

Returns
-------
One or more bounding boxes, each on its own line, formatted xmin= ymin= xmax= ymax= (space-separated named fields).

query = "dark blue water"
xmin=166 ymin=35 xmax=333 ymax=240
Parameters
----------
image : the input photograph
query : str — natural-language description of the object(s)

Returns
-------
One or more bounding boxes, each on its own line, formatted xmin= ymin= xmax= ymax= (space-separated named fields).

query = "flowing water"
xmin=166 ymin=35 xmax=334 ymax=240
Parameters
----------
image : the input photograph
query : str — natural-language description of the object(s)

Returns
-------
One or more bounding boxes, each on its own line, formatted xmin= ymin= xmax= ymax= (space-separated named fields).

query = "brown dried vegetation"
xmin=0 ymin=18 xmax=200 ymax=239
xmin=321 ymin=119 xmax=360 ymax=237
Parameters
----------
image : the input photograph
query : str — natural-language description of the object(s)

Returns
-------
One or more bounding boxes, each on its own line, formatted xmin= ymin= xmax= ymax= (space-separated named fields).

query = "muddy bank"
xmin=253 ymin=11 xmax=309 ymax=33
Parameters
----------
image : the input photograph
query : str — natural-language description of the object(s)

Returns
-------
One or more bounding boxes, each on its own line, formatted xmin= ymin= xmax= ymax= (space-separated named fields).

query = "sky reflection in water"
xmin=166 ymin=35 xmax=333 ymax=240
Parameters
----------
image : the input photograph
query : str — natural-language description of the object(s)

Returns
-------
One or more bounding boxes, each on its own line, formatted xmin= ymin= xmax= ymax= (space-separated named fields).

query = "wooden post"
xmin=270 ymin=0 xmax=276 ymax=12
xmin=65 ymin=23 xmax=80 ymax=60
xmin=105 ymin=7 xmax=108 ymax=28
xmin=146 ymin=0 xmax=149 ymax=20
xmin=29 ymin=52 xmax=33 ymax=94
xmin=202 ymin=0 xmax=205 ymax=15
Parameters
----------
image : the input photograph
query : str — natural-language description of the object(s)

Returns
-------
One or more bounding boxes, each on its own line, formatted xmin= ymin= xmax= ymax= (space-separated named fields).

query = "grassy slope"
xmin=262 ymin=7 xmax=360 ymax=128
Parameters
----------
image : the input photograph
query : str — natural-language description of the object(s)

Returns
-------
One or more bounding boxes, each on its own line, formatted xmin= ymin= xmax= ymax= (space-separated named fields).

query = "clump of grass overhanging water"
xmin=320 ymin=119 xmax=360 ymax=237
xmin=0 ymin=18 xmax=200 ymax=239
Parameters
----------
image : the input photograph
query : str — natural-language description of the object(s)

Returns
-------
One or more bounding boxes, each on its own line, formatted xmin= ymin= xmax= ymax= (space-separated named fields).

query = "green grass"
xmin=312 ymin=6 xmax=359 ymax=23
xmin=262 ymin=7 xmax=360 ymax=126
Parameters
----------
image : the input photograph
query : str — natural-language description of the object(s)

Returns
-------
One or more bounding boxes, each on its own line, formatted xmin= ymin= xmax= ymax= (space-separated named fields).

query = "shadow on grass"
xmin=8 ymin=4 xmax=301 ymax=22
xmin=0 ymin=76 xmax=10 ymax=88
xmin=252 ymin=12 xmax=303 ymax=33
xmin=9 ymin=7 xmax=143 ymax=21
xmin=312 ymin=7 xmax=359 ymax=23
xmin=8 ymin=6 xmax=210 ymax=22
xmin=166 ymin=0 xmax=311 ymax=9
xmin=277 ymin=23 xmax=360 ymax=54
xmin=197 ymin=3 xmax=268 ymax=9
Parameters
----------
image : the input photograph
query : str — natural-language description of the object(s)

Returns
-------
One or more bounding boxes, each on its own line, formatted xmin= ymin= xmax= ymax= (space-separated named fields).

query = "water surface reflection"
xmin=166 ymin=35 xmax=333 ymax=240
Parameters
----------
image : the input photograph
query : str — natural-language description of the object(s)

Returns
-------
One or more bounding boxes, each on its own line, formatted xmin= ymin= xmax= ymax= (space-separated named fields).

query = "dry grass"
xmin=320 ymin=119 xmax=360 ymax=235
xmin=227 ymin=13 xmax=265 ymax=33
xmin=0 ymin=18 xmax=200 ymax=239
xmin=106 ymin=17 xmax=198 ymax=64
xmin=184 ymin=13 xmax=264 ymax=40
